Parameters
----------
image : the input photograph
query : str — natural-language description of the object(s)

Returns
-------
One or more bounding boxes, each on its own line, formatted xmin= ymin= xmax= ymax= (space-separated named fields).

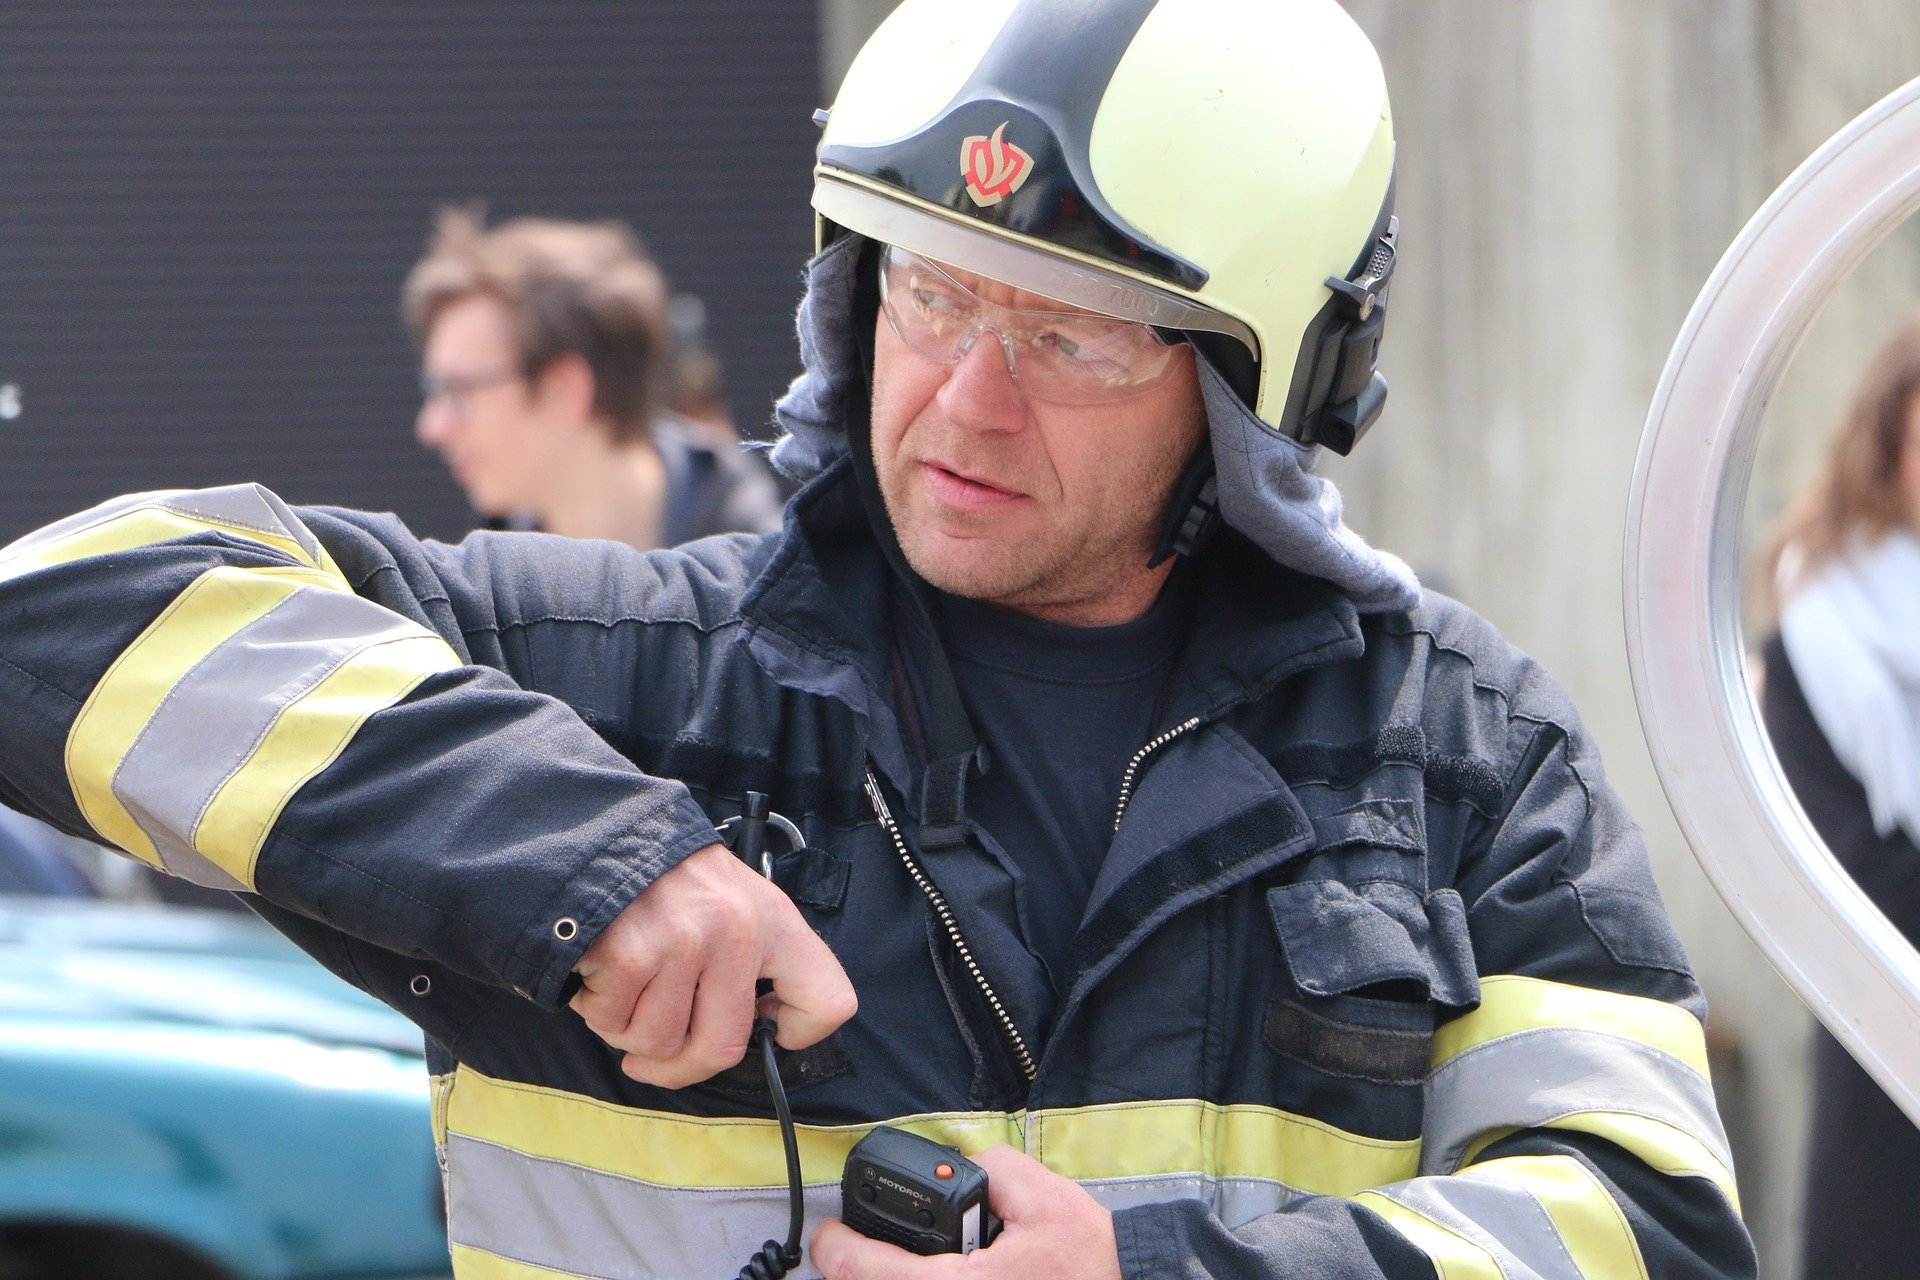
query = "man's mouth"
xmin=920 ymin=461 xmax=1026 ymax=511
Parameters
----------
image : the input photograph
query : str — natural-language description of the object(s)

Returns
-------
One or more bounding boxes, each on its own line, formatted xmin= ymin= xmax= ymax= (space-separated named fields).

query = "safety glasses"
xmin=878 ymin=245 xmax=1184 ymax=405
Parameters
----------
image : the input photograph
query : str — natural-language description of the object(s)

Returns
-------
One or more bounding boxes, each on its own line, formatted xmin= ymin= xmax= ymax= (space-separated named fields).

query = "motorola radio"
xmin=841 ymin=1126 xmax=1001 ymax=1255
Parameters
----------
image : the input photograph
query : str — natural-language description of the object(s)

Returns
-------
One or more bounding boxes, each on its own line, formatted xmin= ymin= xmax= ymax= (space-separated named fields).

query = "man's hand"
xmin=567 ymin=843 xmax=857 ymax=1088
xmin=811 ymin=1145 xmax=1121 ymax=1280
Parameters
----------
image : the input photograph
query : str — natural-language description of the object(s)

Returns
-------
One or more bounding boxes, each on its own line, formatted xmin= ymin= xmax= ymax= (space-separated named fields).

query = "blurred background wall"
xmin=6 ymin=1 xmax=1920 ymax=1274
xmin=0 ymin=1 xmax=818 ymax=544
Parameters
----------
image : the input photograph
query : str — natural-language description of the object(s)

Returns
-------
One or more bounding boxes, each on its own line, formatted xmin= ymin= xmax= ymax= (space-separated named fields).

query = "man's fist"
xmin=567 ymin=843 xmax=858 ymax=1088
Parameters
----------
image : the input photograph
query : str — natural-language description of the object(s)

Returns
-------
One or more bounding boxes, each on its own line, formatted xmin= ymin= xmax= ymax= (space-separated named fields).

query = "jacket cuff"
xmin=1113 ymin=1202 xmax=1183 ymax=1277
xmin=510 ymin=794 xmax=724 ymax=1008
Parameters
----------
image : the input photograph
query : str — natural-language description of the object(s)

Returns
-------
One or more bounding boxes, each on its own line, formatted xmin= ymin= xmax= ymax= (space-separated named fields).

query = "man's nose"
xmin=934 ymin=327 xmax=1028 ymax=432
xmin=415 ymin=395 xmax=455 ymax=448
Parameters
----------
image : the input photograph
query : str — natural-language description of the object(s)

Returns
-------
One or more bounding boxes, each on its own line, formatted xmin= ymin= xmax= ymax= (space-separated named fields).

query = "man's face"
xmin=869 ymin=257 xmax=1208 ymax=623
xmin=416 ymin=294 xmax=562 ymax=517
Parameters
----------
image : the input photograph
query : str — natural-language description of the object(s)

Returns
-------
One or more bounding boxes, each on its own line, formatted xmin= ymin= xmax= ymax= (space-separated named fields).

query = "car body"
xmin=0 ymin=888 xmax=451 ymax=1280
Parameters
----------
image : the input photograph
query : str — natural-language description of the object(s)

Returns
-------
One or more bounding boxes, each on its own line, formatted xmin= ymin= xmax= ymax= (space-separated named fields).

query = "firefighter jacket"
xmin=0 ymin=459 xmax=1754 ymax=1279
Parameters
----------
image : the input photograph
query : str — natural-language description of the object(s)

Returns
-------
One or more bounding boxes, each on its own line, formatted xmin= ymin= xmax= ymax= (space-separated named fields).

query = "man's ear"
xmin=532 ymin=352 xmax=597 ymax=425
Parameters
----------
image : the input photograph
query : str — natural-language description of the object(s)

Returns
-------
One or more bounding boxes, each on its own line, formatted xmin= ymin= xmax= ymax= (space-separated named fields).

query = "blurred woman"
xmin=1756 ymin=308 xmax=1920 ymax=1279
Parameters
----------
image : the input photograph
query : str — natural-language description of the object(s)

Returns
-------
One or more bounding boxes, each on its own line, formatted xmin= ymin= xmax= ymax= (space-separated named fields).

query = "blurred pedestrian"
xmin=1756 ymin=307 xmax=1920 ymax=1280
xmin=405 ymin=210 xmax=782 ymax=549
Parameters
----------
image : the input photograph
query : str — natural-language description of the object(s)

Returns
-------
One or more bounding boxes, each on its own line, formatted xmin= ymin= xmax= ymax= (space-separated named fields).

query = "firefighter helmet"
xmin=813 ymin=0 xmax=1400 ymax=453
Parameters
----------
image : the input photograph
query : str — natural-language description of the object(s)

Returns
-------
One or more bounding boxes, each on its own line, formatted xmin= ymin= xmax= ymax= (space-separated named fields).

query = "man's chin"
xmin=899 ymin=533 xmax=1042 ymax=605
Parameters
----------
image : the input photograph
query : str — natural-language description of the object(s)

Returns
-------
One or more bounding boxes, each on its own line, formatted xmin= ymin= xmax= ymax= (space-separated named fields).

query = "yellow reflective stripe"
xmin=449 ymin=1243 xmax=579 ymax=1280
xmin=1462 ymin=1156 xmax=1650 ymax=1280
xmin=191 ymin=632 xmax=459 ymax=887
xmin=1028 ymin=1099 xmax=1418 ymax=1196
xmin=447 ymin=1065 xmax=1020 ymax=1189
xmin=64 ymin=565 xmax=335 ymax=862
xmin=1352 ymin=1190 xmax=1503 ymax=1280
xmin=1531 ymin=1110 xmax=1740 ymax=1212
xmin=0 ymin=503 xmax=330 ymax=585
xmin=1435 ymin=975 xmax=1710 ymax=1079
xmin=445 ymin=1067 xmax=1421 ymax=1195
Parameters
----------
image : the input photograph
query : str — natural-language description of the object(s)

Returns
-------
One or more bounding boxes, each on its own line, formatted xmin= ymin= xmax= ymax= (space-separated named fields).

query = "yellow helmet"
xmin=813 ymin=0 xmax=1399 ymax=453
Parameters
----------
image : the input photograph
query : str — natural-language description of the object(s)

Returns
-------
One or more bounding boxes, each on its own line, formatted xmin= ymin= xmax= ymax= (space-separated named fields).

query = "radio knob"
xmin=858 ymin=1184 xmax=878 ymax=1204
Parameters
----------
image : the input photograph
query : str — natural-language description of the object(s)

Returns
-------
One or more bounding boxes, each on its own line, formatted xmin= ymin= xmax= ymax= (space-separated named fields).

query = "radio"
xmin=841 ymin=1126 xmax=1001 ymax=1255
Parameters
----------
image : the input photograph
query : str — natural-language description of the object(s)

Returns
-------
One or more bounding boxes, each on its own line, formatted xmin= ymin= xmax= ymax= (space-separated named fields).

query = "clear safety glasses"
xmin=878 ymin=245 xmax=1184 ymax=405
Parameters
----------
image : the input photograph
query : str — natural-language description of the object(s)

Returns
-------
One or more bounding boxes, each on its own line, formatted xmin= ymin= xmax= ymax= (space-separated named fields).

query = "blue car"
xmin=0 ymin=813 xmax=452 ymax=1280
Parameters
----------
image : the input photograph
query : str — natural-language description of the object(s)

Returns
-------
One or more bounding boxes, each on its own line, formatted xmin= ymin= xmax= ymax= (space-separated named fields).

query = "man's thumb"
xmin=970 ymin=1144 xmax=1054 ymax=1221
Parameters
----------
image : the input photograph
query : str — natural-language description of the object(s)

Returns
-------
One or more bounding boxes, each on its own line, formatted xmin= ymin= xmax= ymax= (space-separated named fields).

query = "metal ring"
xmin=1626 ymin=75 xmax=1920 ymax=1123
xmin=410 ymin=974 xmax=432 ymax=997
xmin=553 ymin=917 xmax=579 ymax=941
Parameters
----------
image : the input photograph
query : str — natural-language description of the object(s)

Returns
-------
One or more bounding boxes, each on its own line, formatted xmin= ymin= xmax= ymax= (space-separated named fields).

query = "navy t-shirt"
xmin=918 ymin=573 xmax=1192 ymax=990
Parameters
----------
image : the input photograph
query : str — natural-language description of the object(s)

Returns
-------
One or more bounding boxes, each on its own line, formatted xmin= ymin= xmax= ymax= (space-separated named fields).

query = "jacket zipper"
xmin=863 ymin=772 xmax=1038 ymax=1083
xmin=861 ymin=716 xmax=1205 ymax=1088
xmin=1111 ymin=716 xmax=1203 ymax=832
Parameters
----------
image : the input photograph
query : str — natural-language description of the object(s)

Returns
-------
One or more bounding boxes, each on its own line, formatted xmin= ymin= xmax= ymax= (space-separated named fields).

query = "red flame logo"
xmin=961 ymin=123 xmax=1034 ymax=207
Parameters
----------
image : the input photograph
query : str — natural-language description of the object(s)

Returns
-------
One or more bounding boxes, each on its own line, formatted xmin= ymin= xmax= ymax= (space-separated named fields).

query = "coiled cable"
xmin=734 ymin=1016 xmax=804 ymax=1279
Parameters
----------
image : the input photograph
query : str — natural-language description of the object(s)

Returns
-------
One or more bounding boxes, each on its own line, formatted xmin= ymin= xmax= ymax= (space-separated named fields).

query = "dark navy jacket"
xmin=0 ymin=466 xmax=1753 ymax=1278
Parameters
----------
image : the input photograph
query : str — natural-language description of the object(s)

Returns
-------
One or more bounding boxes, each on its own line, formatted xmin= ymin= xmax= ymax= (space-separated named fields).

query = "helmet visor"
xmin=815 ymin=171 xmax=1260 ymax=361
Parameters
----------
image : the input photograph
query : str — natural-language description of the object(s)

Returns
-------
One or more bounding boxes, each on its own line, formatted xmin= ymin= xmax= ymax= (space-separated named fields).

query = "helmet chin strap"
xmin=1149 ymin=448 xmax=1220 ymax=569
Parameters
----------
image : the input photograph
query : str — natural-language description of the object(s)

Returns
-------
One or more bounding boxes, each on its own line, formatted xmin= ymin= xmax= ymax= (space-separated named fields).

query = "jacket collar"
xmin=739 ymin=461 xmax=1370 ymax=773
xmin=1162 ymin=527 xmax=1367 ymax=728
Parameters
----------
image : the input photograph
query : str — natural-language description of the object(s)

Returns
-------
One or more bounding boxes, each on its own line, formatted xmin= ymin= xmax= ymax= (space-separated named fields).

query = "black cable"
xmin=734 ymin=1017 xmax=804 ymax=1280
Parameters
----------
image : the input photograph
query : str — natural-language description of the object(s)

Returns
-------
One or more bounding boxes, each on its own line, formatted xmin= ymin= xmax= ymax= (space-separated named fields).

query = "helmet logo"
xmin=961 ymin=123 xmax=1033 ymax=207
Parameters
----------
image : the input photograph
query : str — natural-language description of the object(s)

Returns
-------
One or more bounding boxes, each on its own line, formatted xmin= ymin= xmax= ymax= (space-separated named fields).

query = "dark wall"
xmin=0 ymin=2 xmax=818 ymax=543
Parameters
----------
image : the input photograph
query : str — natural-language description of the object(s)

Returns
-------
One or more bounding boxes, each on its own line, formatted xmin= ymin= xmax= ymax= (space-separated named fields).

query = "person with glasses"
xmin=0 ymin=3 xmax=1750 ymax=1278
xmin=405 ymin=209 xmax=782 ymax=549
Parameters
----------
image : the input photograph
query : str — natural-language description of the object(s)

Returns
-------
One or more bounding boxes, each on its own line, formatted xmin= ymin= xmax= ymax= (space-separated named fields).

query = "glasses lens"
xmin=1010 ymin=312 xmax=1180 ymax=404
xmin=878 ymin=246 xmax=1179 ymax=404
xmin=879 ymin=248 xmax=981 ymax=365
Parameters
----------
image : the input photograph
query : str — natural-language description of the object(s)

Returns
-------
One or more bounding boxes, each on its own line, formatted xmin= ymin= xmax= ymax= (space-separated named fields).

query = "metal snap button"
xmin=410 ymin=974 xmax=432 ymax=996
xmin=553 ymin=917 xmax=579 ymax=941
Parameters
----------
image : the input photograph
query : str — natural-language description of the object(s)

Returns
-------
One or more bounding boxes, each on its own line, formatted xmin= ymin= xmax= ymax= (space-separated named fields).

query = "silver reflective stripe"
xmin=0 ymin=490 xmax=182 ymax=561
xmin=1080 ymin=1173 xmax=1302 ymax=1228
xmin=0 ymin=484 xmax=323 ymax=576
xmin=445 ymin=1136 xmax=1313 ymax=1280
xmin=158 ymin=484 xmax=324 ymax=564
xmin=448 ymin=1134 xmax=830 ymax=1280
xmin=1423 ymin=1028 xmax=1731 ymax=1176
xmin=1376 ymin=1177 xmax=1584 ymax=1280
xmin=111 ymin=585 xmax=427 ymax=887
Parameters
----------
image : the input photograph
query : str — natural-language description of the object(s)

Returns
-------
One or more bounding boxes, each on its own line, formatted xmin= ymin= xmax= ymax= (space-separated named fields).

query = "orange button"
xmin=935 ymin=1163 xmax=955 ymax=1180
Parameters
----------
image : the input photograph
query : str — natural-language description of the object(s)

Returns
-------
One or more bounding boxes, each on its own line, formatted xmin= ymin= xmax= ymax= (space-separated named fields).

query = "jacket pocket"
xmin=1263 ymin=878 xmax=1478 ymax=1086
xmin=703 ymin=1034 xmax=855 ymax=1099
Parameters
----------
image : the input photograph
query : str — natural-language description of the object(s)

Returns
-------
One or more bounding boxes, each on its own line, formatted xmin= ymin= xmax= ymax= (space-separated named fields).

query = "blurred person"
xmin=1756 ymin=308 xmax=1920 ymax=1279
xmin=405 ymin=210 xmax=782 ymax=548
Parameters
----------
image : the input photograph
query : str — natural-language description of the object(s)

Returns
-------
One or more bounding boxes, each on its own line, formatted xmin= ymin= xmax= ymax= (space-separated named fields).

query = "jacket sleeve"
xmin=1111 ymin=662 xmax=1757 ymax=1279
xmin=0 ymin=484 xmax=724 ymax=1006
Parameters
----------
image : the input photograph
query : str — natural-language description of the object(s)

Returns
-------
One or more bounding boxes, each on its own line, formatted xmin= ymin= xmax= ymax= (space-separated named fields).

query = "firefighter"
xmin=0 ymin=2 xmax=1752 ymax=1276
